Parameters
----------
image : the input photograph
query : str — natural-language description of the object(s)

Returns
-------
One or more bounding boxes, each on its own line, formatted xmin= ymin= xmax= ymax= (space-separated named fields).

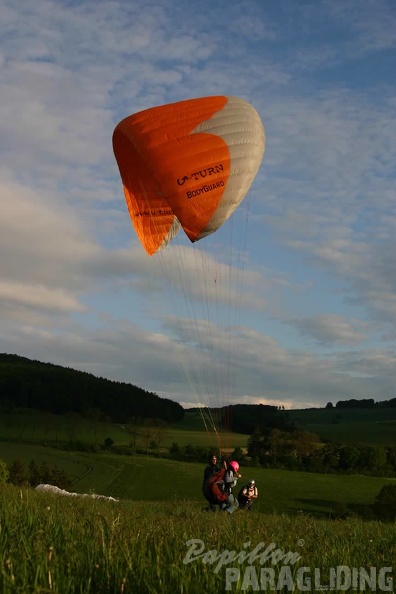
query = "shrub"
xmin=373 ymin=485 xmax=396 ymax=520
xmin=0 ymin=459 xmax=9 ymax=484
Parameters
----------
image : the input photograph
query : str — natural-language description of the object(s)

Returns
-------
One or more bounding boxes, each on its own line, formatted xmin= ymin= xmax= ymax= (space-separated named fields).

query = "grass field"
xmin=0 ymin=442 xmax=394 ymax=518
xmin=1 ymin=426 xmax=395 ymax=593
xmin=0 ymin=410 xmax=248 ymax=452
xmin=1 ymin=407 xmax=395 ymax=455
xmin=0 ymin=485 xmax=395 ymax=594
xmin=285 ymin=407 xmax=396 ymax=446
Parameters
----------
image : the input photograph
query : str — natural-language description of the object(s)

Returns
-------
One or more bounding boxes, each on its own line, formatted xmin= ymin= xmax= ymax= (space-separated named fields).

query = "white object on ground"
xmin=35 ymin=484 xmax=118 ymax=501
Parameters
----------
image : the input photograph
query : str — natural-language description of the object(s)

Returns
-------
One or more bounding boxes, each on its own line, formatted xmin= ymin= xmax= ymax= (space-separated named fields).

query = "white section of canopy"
xmin=36 ymin=484 xmax=118 ymax=501
xmin=193 ymin=96 xmax=265 ymax=240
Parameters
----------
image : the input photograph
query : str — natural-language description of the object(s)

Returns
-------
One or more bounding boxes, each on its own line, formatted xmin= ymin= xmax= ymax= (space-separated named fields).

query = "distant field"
xmin=1 ymin=406 xmax=395 ymax=453
xmin=0 ymin=409 xmax=248 ymax=452
xmin=0 ymin=443 xmax=394 ymax=517
xmin=285 ymin=406 xmax=396 ymax=446
xmin=0 ymin=410 xmax=125 ymax=445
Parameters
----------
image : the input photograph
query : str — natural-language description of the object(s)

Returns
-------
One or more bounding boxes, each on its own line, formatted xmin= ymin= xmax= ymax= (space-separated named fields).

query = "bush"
xmin=7 ymin=459 xmax=72 ymax=490
xmin=8 ymin=458 xmax=27 ymax=485
xmin=373 ymin=485 xmax=396 ymax=520
xmin=0 ymin=459 xmax=9 ymax=484
xmin=104 ymin=437 xmax=114 ymax=449
xmin=330 ymin=501 xmax=349 ymax=520
xmin=169 ymin=442 xmax=180 ymax=456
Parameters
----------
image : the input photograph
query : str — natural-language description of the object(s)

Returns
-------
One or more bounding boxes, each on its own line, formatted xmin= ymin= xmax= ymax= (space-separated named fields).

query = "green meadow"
xmin=1 ymin=483 xmax=395 ymax=594
xmin=0 ymin=443 xmax=394 ymax=516
xmin=1 ymin=409 xmax=395 ymax=592
xmin=0 ymin=409 xmax=248 ymax=451
xmin=285 ymin=407 xmax=396 ymax=446
xmin=2 ymin=407 xmax=396 ymax=453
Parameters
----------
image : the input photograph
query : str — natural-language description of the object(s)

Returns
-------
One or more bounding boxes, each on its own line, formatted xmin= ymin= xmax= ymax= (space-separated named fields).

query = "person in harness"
xmin=202 ymin=454 xmax=220 ymax=491
xmin=202 ymin=460 xmax=241 ymax=514
xmin=202 ymin=467 xmax=227 ymax=511
xmin=237 ymin=479 xmax=258 ymax=511
xmin=201 ymin=454 xmax=222 ymax=511
xmin=222 ymin=460 xmax=242 ymax=514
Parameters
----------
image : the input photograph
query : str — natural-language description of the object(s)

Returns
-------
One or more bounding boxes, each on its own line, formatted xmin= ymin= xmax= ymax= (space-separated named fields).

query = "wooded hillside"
xmin=0 ymin=354 xmax=184 ymax=424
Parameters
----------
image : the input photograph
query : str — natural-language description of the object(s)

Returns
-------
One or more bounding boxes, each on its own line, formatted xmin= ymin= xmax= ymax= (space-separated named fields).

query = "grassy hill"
xmin=0 ymin=442 xmax=394 ymax=518
xmin=0 ymin=353 xmax=184 ymax=423
xmin=285 ymin=406 xmax=396 ymax=446
xmin=1 ymin=483 xmax=395 ymax=594
xmin=2 ymin=404 xmax=395 ymax=457
xmin=2 ymin=352 xmax=395 ymax=449
xmin=1 ymin=412 xmax=395 ymax=593
xmin=0 ymin=409 xmax=248 ymax=453
xmin=1 ymin=357 xmax=395 ymax=592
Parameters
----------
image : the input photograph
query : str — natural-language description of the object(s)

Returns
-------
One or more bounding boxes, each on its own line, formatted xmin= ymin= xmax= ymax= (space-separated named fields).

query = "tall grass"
xmin=0 ymin=485 xmax=395 ymax=593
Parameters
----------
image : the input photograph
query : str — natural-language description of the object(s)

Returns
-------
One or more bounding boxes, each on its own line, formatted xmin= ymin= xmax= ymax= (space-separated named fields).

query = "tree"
xmin=27 ymin=459 xmax=72 ymax=488
xmin=28 ymin=460 xmax=40 ymax=486
xmin=292 ymin=430 xmax=319 ymax=460
xmin=42 ymin=412 xmax=54 ymax=445
xmin=37 ymin=462 xmax=52 ymax=484
xmin=142 ymin=422 xmax=153 ymax=455
xmin=386 ymin=446 xmax=396 ymax=472
xmin=373 ymin=485 xmax=396 ymax=520
xmin=170 ymin=442 xmax=180 ymax=456
xmin=359 ymin=446 xmax=387 ymax=472
xmin=8 ymin=458 xmax=27 ymax=485
xmin=104 ymin=437 xmax=114 ymax=450
xmin=339 ymin=445 xmax=360 ymax=471
xmin=322 ymin=443 xmax=340 ymax=471
xmin=375 ymin=485 xmax=396 ymax=506
xmin=85 ymin=407 xmax=105 ymax=448
xmin=64 ymin=412 xmax=81 ymax=448
xmin=247 ymin=431 xmax=265 ymax=459
xmin=125 ymin=417 xmax=142 ymax=454
xmin=153 ymin=423 xmax=171 ymax=456
xmin=269 ymin=428 xmax=284 ymax=462
xmin=0 ymin=459 xmax=9 ymax=484
xmin=50 ymin=466 xmax=72 ymax=490
xmin=231 ymin=447 xmax=244 ymax=462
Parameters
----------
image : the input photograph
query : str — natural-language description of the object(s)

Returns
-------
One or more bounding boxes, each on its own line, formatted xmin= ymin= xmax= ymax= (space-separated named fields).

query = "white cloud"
xmin=1 ymin=0 xmax=396 ymax=410
xmin=0 ymin=282 xmax=86 ymax=314
xmin=0 ymin=176 xmax=98 ymax=290
xmin=288 ymin=314 xmax=368 ymax=346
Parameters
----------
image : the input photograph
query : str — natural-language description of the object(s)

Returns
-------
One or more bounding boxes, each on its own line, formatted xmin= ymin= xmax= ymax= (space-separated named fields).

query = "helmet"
xmin=229 ymin=461 xmax=239 ymax=473
xmin=248 ymin=479 xmax=255 ymax=485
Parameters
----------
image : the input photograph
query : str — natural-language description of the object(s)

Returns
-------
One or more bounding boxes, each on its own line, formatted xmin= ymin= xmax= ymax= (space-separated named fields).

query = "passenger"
xmin=238 ymin=479 xmax=258 ymax=511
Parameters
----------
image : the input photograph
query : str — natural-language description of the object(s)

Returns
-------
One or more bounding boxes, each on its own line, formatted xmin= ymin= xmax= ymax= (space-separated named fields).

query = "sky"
xmin=1 ymin=0 xmax=396 ymax=411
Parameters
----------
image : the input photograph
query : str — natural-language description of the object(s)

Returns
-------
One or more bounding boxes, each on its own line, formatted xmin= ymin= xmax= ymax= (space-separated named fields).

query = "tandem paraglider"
xmin=113 ymin=94 xmax=265 ymax=461
xmin=202 ymin=460 xmax=242 ymax=514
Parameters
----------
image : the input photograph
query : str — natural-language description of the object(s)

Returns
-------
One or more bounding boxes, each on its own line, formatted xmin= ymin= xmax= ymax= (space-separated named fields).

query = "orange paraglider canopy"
xmin=113 ymin=95 xmax=264 ymax=254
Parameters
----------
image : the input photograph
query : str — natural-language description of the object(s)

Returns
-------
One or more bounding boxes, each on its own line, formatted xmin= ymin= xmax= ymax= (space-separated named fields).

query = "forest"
xmin=0 ymin=353 xmax=184 ymax=424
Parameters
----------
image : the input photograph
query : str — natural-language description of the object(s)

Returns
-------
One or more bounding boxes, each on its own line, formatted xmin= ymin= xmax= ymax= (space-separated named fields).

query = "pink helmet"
xmin=229 ymin=461 xmax=239 ymax=473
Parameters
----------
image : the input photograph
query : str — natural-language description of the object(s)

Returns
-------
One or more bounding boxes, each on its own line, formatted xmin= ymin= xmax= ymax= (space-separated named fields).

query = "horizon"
xmin=2 ymin=351 xmax=394 ymax=412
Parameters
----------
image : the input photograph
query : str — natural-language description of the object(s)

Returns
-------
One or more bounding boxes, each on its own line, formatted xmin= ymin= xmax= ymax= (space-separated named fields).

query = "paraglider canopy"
xmin=112 ymin=95 xmax=265 ymax=452
xmin=113 ymin=95 xmax=265 ymax=255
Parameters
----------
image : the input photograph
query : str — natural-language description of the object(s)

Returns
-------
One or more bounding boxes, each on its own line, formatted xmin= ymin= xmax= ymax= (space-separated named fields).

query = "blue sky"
xmin=1 ymin=0 xmax=396 ymax=410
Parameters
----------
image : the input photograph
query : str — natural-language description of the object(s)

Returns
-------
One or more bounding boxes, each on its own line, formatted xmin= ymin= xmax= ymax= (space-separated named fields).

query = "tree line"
xmin=0 ymin=458 xmax=72 ymax=489
xmin=0 ymin=353 xmax=184 ymax=424
xmin=246 ymin=428 xmax=396 ymax=477
xmin=189 ymin=403 xmax=291 ymax=434
xmin=329 ymin=398 xmax=396 ymax=408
